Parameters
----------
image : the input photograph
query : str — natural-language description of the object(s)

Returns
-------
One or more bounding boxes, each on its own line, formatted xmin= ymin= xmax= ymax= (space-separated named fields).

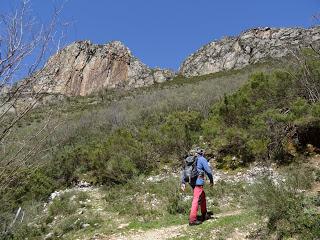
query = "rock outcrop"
xmin=179 ymin=26 xmax=320 ymax=77
xmin=35 ymin=41 xmax=174 ymax=96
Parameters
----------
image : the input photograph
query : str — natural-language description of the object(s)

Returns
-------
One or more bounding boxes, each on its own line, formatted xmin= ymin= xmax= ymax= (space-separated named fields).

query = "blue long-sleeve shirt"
xmin=195 ymin=155 xmax=213 ymax=185
xmin=181 ymin=155 xmax=213 ymax=186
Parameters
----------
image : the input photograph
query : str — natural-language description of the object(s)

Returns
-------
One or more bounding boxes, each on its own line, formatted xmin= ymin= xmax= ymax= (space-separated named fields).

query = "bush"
xmin=48 ymin=110 xmax=203 ymax=186
xmin=103 ymin=178 xmax=167 ymax=222
xmin=49 ymin=128 xmax=157 ymax=185
xmin=249 ymin=169 xmax=319 ymax=239
xmin=166 ymin=187 xmax=190 ymax=215
xmin=92 ymin=129 xmax=151 ymax=184
xmin=0 ymin=168 xmax=55 ymax=221
xmin=0 ymin=224 xmax=43 ymax=240
xmin=203 ymin=62 xmax=320 ymax=166
xmin=0 ymin=202 xmax=47 ymax=240
xmin=48 ymin=192 xmax=77 ymax=217
xmin=159 ymin=111 xmax=202 ymax=156
xmin=209 ymin=127 xmax=255 ymax=169
xmin=27 ymin=170 xmax=56 ymax=200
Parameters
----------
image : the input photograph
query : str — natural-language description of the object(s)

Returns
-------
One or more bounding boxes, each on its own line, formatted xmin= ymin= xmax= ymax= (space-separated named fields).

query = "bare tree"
xmin=289 ymin=46 xmax=320 ymax=103
xmin=0 ymin=0 xmax=66 ymax=228
xmin=0 ymin=0 xmax=65 ymax=140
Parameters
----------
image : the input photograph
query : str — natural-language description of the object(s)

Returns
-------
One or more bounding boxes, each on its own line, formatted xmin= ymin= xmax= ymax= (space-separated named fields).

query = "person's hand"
xmin=181 ymin=183 xmax=186 ymax=192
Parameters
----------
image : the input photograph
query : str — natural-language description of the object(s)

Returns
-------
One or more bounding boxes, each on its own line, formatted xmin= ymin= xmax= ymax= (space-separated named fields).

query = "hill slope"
xmin=1 ymin=27 xmax=320 ymax=240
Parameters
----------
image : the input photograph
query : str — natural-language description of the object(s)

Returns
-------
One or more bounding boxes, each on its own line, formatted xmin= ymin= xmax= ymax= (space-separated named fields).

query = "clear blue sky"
xmin=1 ymin=0 xmax=320 ymax=70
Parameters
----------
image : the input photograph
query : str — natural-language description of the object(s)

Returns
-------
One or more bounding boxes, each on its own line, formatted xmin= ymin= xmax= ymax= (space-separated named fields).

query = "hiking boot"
xmin=201 ymin=211 xmax=213 ymax=221
xmin=189 ymin=220 xmax=202 ymax=226
xmin=207 ymin=211 xmax=213 ymax=215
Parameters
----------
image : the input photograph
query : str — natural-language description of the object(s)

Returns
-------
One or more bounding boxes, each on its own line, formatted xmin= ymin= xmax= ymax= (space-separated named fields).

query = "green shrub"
xmin=77 ymin=191 xmax=89 ymax=202
xmin=47 ymin=110 xmax=203 ymax=186
xmin=0 ymin=224 xmax=43 ymax=240
xmin=283 ymin=165 xmax=314 ymax=191
xmin=0 ymin=202 xmax=47 ymax=240
xmin=93 ymin=129 xmax=149 ymax=184
xmin=27 ymin=170 xmax=56 ymax=200
xmin=50 ymin=128 xmax=157 ymax=185
xmin=206 ymin=180 xmax=247 ymax=207
xmin=211 ymin=128 xmax=255 ymax=169
xmin=159 ymin=111 xmax=202 ymax=156
xmin=166 ymin=187 xmax=190 ymax=215
xmin=249 ymin=170 xmax=319 ymax=239
xmin=203 ymin=61 xmax=320 ymax=166
xmin=311 ymin=102 xmax=320 ymax=117
xmin=104 ymin=179 xmax=163 ymax=222
xmin=48 ymin=192 xmax=77 ymax=217
xmin=291 ymin=98 xmax=311 ymax=119
xmin=0 ymin=168 xmax=55 ymax=217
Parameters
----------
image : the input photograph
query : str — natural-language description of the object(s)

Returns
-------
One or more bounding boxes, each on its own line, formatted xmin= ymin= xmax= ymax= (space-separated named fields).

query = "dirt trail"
xmin=101 ymin=210 xmax=243 ymax=240
xmin=101 ymin=156 xmax=320 ymax=240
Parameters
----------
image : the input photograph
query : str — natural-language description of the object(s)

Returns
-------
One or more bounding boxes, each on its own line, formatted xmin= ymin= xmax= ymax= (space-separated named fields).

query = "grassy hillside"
xmin=1 ymin=55 xmax=320 ymax=239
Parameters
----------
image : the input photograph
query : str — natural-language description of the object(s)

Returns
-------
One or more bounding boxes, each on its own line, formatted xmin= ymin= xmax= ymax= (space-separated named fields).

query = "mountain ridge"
xmin=179 ymin=26 xmax=320 ymax=76
xmin=29 ymin=26 xmax=320 ymax=97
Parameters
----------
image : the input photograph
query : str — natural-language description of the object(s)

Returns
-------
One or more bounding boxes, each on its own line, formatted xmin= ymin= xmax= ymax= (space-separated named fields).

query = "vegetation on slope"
xmin=1 ymin=62 xmax=272 ymax=211
xmin=1 ymin=53 xmax=320 ymax=239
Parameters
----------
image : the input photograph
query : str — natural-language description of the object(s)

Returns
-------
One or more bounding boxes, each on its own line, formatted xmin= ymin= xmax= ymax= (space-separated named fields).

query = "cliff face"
xmin=33 ymin=26 xmax=320 ymax=96
xmin=35 ymin=41 xmax=174 ymax=96
xmin=179 ymin=26 xmax=320 ymax=77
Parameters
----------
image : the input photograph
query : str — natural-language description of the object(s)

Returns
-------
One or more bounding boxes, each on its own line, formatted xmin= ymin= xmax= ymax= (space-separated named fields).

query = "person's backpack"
xmin=183 ymin=155 xmax=198 ymax=184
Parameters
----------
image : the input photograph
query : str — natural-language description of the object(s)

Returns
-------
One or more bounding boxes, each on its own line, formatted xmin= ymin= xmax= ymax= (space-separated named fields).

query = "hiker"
xmin=181 ymin=148 xmax=213 ymax=226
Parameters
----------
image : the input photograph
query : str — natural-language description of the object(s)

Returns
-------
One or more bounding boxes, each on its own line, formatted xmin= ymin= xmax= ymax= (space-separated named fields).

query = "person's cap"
xmin=196 ymin=148 xmax=204 ymax=155
xmin=189 ymin=149 xmax=196 ymax=155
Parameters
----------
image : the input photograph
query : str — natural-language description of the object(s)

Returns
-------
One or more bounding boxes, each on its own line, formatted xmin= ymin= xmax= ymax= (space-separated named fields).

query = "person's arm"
xmin=202 ymin=158 xmax=213 ymax=184
xmin=181 ymin=168 xmax=186 ymax=191
xmin=181 ymin=170 xmax=186 ymax=184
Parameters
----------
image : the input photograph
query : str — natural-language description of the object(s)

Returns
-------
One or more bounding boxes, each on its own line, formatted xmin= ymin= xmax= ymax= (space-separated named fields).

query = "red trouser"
xmin=189 ymin=185 xmax=207 ymax=222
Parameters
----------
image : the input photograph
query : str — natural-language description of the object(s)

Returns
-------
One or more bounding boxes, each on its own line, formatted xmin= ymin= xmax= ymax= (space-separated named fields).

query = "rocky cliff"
xmin=179 ymin=26 xmax=320 ymax=77
xmin=35 ymin=41 xmax=174 ymax=96
xmin=32 ymin=26 xmax=320 ymax=96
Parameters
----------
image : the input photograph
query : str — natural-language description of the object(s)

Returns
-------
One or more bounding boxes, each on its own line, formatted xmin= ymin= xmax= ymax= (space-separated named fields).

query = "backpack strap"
xmin=189 ymin=156 xmax=198 ymax=184
xmin=193 ymin=156 xmax=198 ymax=168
